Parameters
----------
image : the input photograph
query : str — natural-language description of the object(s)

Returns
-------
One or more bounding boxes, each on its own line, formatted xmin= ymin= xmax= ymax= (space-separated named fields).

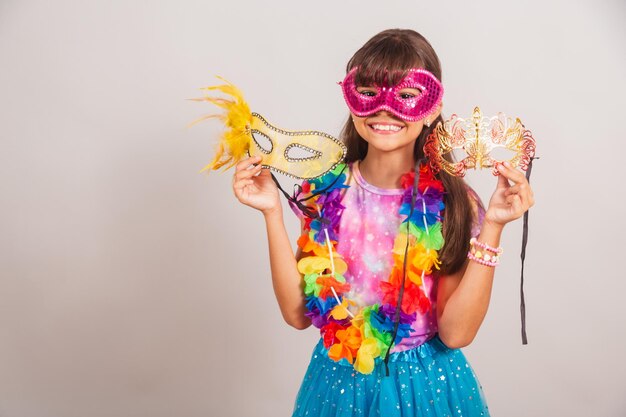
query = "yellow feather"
xmin=192 ymin=77 xmax=253 ymax=171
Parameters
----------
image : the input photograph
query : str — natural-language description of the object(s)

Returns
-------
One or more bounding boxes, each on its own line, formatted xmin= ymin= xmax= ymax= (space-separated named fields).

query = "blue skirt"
xmin=292 ymin=336 xmax=490 ymax=417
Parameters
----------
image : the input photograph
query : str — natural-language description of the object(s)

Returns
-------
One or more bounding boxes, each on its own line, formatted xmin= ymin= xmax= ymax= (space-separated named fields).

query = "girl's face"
xmin=351 ymin=86 xmax=441 ymax=154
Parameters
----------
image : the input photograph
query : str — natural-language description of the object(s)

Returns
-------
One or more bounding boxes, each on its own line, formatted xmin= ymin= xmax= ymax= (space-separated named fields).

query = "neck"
xmin=358 ymin=147 xmax=416 ymax=189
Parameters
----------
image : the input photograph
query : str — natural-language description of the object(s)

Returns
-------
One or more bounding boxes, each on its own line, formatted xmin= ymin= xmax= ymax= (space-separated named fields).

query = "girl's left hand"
xmin=484 ymin=161 xmax=535 ymax=227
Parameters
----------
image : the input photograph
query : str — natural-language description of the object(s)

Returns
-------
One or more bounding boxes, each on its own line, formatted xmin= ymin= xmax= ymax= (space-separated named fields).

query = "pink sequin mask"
xmin=339 ymin=67 xmax=444 ymax=122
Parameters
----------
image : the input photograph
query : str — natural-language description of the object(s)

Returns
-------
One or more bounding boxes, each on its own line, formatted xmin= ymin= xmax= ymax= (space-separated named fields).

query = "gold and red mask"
xmin=424 ymin=107 xmax=536 ymax=177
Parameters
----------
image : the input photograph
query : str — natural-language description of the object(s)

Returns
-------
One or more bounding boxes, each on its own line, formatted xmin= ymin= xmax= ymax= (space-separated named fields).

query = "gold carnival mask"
xmin=247 ymin=113 xmax=346 ymax=179
xmin=191 ymin=78 xmax=346 ymax=180
xmin=424 ymin=107 xmax=536 ymax=177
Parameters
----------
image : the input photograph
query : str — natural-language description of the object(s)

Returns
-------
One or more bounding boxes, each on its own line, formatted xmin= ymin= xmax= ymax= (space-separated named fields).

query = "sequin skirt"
xmin=292 ymin=336 xmax=490 ymax=417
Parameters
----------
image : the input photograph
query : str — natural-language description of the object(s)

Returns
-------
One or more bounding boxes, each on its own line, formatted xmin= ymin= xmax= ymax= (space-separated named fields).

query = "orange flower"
xmin=387 ymin=264 xmax=404 ymax=286
xmin=317 ymin=275 xmax=351 ymax=300
xmin=328 ymin=325 xmax=362 ymax=363
xmin=297 ymin=233 xmax=330 ymax=257
xmin=407 ymin=263 xmax=425 ymax=286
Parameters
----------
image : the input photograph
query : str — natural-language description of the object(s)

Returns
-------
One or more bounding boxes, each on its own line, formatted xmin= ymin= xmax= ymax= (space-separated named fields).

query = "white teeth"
xmin=371 ymin=124 xmax=402 ymax=132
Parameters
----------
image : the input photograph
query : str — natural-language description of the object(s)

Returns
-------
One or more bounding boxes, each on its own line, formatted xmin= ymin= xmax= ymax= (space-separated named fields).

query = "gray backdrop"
xmin=1 ymin=0 xmax=625 ymax=416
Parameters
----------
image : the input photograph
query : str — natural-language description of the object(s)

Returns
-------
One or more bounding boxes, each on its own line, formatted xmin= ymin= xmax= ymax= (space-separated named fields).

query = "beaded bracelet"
xmin=470 ymin=237 xmax=503 ymax=255
xmin=468 ymin=237 xmax=502 ymax=266
xmin=467 ymin=251 xmax=499 ymax=267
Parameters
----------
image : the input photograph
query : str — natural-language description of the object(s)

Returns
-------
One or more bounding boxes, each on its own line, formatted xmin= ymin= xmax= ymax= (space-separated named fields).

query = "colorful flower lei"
xmin=294 ymin=162 xmax=445 ymax=374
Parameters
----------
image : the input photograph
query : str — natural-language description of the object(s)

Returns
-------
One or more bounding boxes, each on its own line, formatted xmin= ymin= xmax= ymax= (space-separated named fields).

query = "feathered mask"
xmin=191 ymin=77 xmax=347 ymax=180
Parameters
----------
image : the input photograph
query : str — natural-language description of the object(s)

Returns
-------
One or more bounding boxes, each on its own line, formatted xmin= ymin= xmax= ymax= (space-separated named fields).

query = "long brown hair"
xmin=341 ymin=29 xmax=475 ymax=274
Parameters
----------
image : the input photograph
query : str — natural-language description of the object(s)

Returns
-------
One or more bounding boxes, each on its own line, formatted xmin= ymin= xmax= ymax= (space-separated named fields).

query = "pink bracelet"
xmin=467 ymin=251 xmax=499 ymax=267
xmin=468 ymin=247 xmax=500 ymax=263
xmin=470 ymin=237 xmax=503 ymax=255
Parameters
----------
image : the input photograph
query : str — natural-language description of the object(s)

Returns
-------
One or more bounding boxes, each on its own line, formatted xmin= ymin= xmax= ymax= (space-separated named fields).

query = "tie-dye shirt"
xmin=294 ymin=161 xmax=484 ymax=352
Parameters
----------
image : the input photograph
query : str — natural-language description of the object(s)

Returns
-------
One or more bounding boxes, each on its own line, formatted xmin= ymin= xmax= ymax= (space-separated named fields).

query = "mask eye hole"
xmin=356 ymin=86 xmax=378 ymax=97
xmin=251 ymin=130 xmax=273 ymax=154
xmin=285 ymin=144 xmax=322 ymax=162
xmin=398 ymin=88 xmax=422 ymax=100
xmin=488 ymin=147 xmax=517 ymax=163
xmin=448 ymin=148 xmax=467 ymax=162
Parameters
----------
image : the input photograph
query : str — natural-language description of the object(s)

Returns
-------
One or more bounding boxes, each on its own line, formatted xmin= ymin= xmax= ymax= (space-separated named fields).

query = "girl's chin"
xmin=363 ymin=137 xmax=416 ymax=153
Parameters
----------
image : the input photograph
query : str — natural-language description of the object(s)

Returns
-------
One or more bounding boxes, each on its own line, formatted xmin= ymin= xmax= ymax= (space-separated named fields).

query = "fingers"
xmin=488 ymin=162 xmax=537 ymax=225
xmin=504 ymin=184 xmax=534 ymax=201
xmin=504 ymin=183 xmax=525 ymax=197
xmin=234 ymin=155 xmax=262 ymax=173
xmin=235 ymin=154 xmax=262 ymax=170
xmin=496 ymin=161 xmax=527 ymax=184
xmin=233 ymin=156 xmax=263 ymax=182
xmin=508 ymin=193 xmax=524 ymax=214
xmin=232 ymin=156 xmax=259 ymax=201
xmin=233 ymin=178 xmax=254 ymax=197
xmin=234 ymin=178 xmax=254 ymax=187
xmin=498 ymin=162 xmax=534 ymax=205
xmin=504 ymin=186 xmax=534 ymax=208
xmin=257 ymin=167 xmax=273 ymax=178
xmin=496 ymin=169 xmax=511 ymax=190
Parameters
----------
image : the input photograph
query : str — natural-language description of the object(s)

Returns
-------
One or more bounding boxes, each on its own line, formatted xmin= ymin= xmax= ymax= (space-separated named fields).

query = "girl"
xmin=231 ymin=29 xmax=534 ymax=416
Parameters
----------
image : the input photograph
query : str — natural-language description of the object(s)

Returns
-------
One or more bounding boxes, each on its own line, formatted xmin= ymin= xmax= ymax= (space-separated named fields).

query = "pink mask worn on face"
xmin=339 ymin=67 xmax=444 ymax=122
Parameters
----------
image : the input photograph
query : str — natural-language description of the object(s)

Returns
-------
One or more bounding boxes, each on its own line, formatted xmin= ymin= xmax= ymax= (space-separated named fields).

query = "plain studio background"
xmin=1 ymin=1 xmax=624 ymax=416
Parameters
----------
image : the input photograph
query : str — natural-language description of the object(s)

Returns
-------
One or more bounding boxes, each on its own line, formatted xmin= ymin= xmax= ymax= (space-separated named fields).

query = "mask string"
xmin=383 ymin=158 xmax=422 ymax=377
xmin=520 ymin=156 xmax=537 ymax=345
xmin=269 ymin=165 xmax=348 ymax=220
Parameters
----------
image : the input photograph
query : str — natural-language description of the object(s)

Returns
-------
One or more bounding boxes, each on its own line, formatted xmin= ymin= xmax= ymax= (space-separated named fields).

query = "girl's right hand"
xmin=232 ymin=155 xmax=281 ymax=215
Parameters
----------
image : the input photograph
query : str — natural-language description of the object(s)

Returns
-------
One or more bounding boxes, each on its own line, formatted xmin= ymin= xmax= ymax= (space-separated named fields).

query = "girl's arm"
xmin=232 ymin=155 xmax=311 ymax=330
xmin=436 ymin=162 xmax=534 ymax=348
xmin=436 ymin=222 xmax=501 ymax=348
xmin=263 ymin=210 xmax=311 ymax=330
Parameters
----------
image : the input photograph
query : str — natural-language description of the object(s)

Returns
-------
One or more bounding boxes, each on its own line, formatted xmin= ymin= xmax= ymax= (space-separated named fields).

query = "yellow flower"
xmin=392 ymin=232 xmax=414 ymax=255
xmin=330 ymin=298 xmax=356 ymax=320
xmin=297 ymin=256 xmax=347 ymax=275
xmin=411 ymin=246 xmax=441 ymax=274
xmin=354 ymin=338 xmax=381 ymax=374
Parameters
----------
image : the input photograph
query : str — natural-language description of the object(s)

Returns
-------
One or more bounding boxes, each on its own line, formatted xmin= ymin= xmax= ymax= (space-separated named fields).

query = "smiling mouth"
xmin=368 ymin=123 xmax=404 ymax=133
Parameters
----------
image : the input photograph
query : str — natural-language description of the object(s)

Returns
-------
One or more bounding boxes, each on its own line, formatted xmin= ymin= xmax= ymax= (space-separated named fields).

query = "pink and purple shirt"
xmin=294 ymin=161 xmax=484 ymax=352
